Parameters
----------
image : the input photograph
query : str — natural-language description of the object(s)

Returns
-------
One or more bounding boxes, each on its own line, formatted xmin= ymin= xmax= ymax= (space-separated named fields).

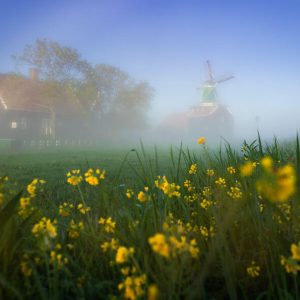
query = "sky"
xmin=1 ymin=0 xmax=300 ymax=138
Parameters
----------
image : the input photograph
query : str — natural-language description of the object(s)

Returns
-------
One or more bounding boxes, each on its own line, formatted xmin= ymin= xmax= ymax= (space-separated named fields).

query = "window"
xmin=42 ymin=118 xmax=52 ymax=136
xmin=11 ymin=121 xmax=17 ymax=129
xmin=21 ymin=118 xmax=27 ymax=129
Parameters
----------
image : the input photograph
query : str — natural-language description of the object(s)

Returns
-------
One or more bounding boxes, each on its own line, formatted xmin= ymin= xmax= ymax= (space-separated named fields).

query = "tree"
xmin=87 ymin=64 xmax=154 ymax=133
xmin=13 ymin=39 xmax=153 ymax=139
xmin=13 ymin=39 xmax=93 ymax=138
xmin=13 ymin=38 xmax=90 ymax=81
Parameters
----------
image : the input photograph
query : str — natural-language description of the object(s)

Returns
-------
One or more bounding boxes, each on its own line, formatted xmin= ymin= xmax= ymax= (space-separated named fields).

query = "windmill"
xmin=200 ymin=60 xmax=234 ymax=104
xmin=158 ymin=60 xmax=235 ymax=142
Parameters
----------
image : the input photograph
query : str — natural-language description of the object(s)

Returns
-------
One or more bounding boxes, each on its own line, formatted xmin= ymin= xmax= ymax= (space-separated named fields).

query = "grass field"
xmin=0 ymin=136 xmax=300 ymax=299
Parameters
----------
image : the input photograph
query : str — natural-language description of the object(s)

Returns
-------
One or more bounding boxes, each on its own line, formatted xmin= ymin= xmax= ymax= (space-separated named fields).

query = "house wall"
xmin=0 ymin=109 xmax=51 ymax=139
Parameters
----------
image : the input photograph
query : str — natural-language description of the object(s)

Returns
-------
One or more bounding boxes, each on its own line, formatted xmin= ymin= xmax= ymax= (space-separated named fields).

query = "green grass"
xmin=0 ymin=137 xmax=300 ymax=299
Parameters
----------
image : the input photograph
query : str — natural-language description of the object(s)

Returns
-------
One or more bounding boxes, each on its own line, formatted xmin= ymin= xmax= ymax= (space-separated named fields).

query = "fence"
xmin=0 ymin=138 xmax=99 ymax=150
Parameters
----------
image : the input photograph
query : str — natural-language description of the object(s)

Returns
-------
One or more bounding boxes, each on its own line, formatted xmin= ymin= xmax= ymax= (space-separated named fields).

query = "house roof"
xmin=0 ymin=73 xmax=82 ymax=115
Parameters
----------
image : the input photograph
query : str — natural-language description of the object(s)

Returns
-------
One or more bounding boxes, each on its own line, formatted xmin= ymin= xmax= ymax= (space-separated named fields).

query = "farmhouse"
xmin=0 ymin=70 xmax=88 ymax=141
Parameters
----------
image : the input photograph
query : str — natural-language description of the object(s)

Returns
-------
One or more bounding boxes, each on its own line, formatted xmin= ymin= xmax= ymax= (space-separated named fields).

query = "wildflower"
xmin=118 ymin=274 xmax=147 ymax=300
xmin=155 ymin=176 xmax=180 ymax=198
xmin=240 ymin=161 xmax=256 ymax=177
xmin=50 ymin=250 xmax=68 ymax=267
xmin=77 ymin=203 xmax=91 ymax=214
xmin=291 ymin=243 xmax=300 ymax=261
xmin=281 ymin=256 xmax=300 ymax=274
xmin=198 ymin=137 xmax=206 ymax=145
xmin=20 ymin=260 xmax=32 ymax=277
xmin=98 ymin=217 xmax=116 ymax=233
xmin=202 ymin=186 xmax=212 ymax=197
xmin=26 ymin=178 xmax=45 ymax=197
xmin=227 ymin=166 xmax=236 ymax=174
xmin=116 ymin=246 xmax=134 ymax=264
xmin=85 ymin=168 xmax=106 ymax=185
xmin=100 ymin=239 xmax=116 ymax=252
xmin=256 ymin=164 xmax=296 ymax=202
xmin=200 ymin=226 xmax=209 ymax=239
xmin=227 ymin=186 xmax=243 ymax=200
xmin=95 ymin=168 xmax=106 ymax=179
xmin=148 ymin=233 xmax=170 ymax=258
xmin=188 ymin=164 xmax=197 ymax=175
xmin=85 ymin=175 xmax=99 ymax=185
xmin=246 ymin=261 xmax=260 ymax=277
xmin=183 ymin=180 xmax=195 ymax=192
xmin=200 ymin=199 xmax=213 ymax=209
xmin=261 ymin=156 xmax=273 ymax=171
xmin=18 ymin=197 xmax=34 ymax=218
xmin=215 ymin=177 xmax=226 ymax=187
xmin=126 ymin=189 xmax=134 ymax=199
xmin=188 ymin=239 xmax=200 ymax=258
xmin=32 ymin=217 xmax=57 ymax=239
xmin=206 ymin=169 xmax=215 ymax=177
xmin=67 ymin=170 xmax=83 ymax=186
xmin=137 ymin=191 xmax=149 ymax=203
xmin=68 ymin=220 xmax=84 ymax=239
xmin=59 ymin=202 xmax=74 ymax=217
xmin=148 ymin=284 xmax=159 ymax=300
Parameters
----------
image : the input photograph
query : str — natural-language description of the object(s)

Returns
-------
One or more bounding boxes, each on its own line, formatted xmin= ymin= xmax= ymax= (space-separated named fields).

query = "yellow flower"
xmin=281 ymin=256 xmax=300 ymax=274
xmin=215 ymin=177 xmax=226 ymax=187
xmin=77 ymin=203 xmax=91 ymax=214
xmin=198 ymin=137 xmax=206 ymax=145
xmin=155 ymin=176 xmax=180 ymax=198
xmin=59 ymin=202 xmax=73 ymax=217
xmin=137 ymin=191 xmax=149 ymax=203
xmin=256 ymin=164 xmax=296 ymax=202
xmin=148 ymin=233 xmax=170 ymax=258
xmin=32 ymin=217 xmax=57 ymax=239
xmin=200 ymin=199 xmax=213 ymax=209
xmin=67 ymin=176 xmax=82 ymax=186
xmin=240 ymin=161 xmax=255 ymax=177
xmin=68 ymin=220 xmax=84 ymax=239
xmin=246 ymin=261 xmax=260 ymax=277
xmin=227 ymin=186 xmax=243 ymax=200
xmin=206 ymin=169 xmax=215 ymax=177
xmin=118 ymin=274 xmax=147 ymax=300
xmin=126 ymin=189 xmax=134 ymax=199
xmin=50 ymin=250 xmax=68 ymax=267
xmin=202 ymin=186 xmax=212 ymax=197
xmin=183 ymin=180 xmax=195 ymax=192
xmin=227 ymin=166 xmax=236 ymax=174
xmin=291 ymin=243 xmax=300 ymax=261
xmin=261 ymin=156 xmax=273 ymax=171
xmin=116 ymin=246 xmax=134 ymax=264
xmin=98 ymin=217 xmax=116 ymax=233
xmin=20 ymin=261 xmax=32 ymax=277
xmin=85 ymin=175 xmax=99 ymax=186
xmin=148 ymin=284 xmax=159 ymax=300
xmin=188 ymin=164 xmax=197 ymax=175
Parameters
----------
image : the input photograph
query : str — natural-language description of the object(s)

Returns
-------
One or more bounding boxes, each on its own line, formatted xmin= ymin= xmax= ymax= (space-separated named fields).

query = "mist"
xmin=1 ymin=0 xmax=300 ymax=149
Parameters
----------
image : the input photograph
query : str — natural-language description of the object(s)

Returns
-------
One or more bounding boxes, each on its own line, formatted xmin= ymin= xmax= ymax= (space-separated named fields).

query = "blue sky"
xmin=1 ymin=0 xmax=300 ymax=137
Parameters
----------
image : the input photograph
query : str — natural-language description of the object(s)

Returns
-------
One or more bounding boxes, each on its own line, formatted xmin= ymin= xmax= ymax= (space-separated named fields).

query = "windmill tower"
xmin=200 ymin=60 xmax=234 ymax=104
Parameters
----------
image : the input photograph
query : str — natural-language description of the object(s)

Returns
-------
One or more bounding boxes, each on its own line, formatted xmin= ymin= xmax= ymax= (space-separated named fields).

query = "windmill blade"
xmin=206 ymin=60 xmax=214 ymax=81
xmin=216 ymin=75 xmax=234 ymax=84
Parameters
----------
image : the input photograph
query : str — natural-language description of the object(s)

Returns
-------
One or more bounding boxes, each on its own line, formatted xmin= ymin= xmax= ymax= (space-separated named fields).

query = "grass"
xmin=0 ymin=136 xmax=299 ymax=299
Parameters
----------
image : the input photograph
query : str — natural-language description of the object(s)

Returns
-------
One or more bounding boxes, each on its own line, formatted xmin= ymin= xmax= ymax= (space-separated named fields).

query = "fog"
xmin=1 ymin=0 xmax=300 ymax=149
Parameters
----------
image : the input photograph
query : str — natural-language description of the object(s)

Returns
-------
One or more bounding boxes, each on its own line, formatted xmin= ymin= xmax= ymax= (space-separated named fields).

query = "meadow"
xmin=0 ymin=136 xmax=300 ymax=299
